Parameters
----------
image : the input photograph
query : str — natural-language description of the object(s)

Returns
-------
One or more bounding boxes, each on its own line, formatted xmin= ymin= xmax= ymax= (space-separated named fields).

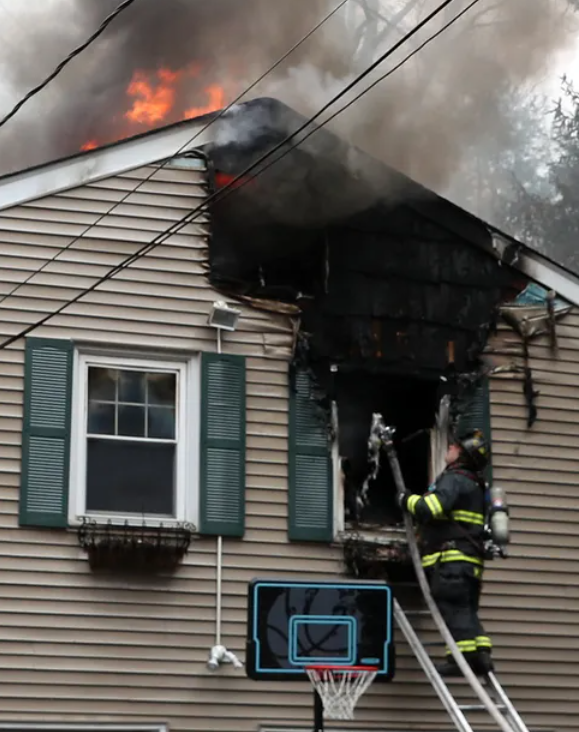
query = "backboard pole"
xmin=314 ymin=688 xmax=324 ymax=732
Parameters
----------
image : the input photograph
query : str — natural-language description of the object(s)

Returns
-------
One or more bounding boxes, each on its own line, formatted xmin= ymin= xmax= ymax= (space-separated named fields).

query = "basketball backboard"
xmin=246 ymin=579 xmax=395 ymax=681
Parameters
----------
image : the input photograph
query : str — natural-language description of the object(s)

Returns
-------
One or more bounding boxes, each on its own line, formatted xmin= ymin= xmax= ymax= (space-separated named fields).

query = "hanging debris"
xmin=499 ymin=283 xmax=572 ymax=427
xmin=500 ymin=283 xmax=571 ymax=340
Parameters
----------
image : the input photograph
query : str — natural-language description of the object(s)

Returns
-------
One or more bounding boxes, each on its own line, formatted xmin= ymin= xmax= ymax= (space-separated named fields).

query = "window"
xmin=20 ymin=338 xmax=247 ymax=537
xmin=288 ymin=369 xmax=492 ymax=543
xmin=70 ymin=353 xmax=195 ymax=525
xmin=336 ymin=371 xmax=438 ymax=531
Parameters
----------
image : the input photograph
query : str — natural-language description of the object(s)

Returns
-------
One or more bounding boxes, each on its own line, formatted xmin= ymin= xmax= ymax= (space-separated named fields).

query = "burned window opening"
xmin=335 ymin=371 xmax=440 ymax=529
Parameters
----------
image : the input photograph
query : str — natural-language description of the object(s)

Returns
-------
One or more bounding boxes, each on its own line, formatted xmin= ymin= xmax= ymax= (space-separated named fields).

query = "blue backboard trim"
xmin=248 ymin=580 xmax=394 ymax=679
xmin=289 ymin=616 xmax=357 ymax=666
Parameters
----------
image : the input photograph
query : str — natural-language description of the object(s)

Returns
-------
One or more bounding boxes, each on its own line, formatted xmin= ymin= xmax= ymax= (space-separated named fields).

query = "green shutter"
xmin=20 ymin=338 xmax=73 ymax=528
xmin=199 ymin=353 xmax=246 ymax=537
xmin=457 ymin=377 xmax=493 ymax=484
xmin=288 ymin=370 xmax=333 ymax=542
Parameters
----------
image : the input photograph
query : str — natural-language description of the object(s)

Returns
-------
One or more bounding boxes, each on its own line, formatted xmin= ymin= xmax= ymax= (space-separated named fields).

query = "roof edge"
xmin=1 ymin=97 xmax=578 ymax=308
xmin=498 ymin=233 xmax=579 ymax=308
xmin=0 ymin=115 xmax=217 ymax=211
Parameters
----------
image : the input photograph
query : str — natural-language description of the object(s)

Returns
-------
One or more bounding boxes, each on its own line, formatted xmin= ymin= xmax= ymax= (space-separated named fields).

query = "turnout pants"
xmin=426 ymin=560 xmax=492 ymax=658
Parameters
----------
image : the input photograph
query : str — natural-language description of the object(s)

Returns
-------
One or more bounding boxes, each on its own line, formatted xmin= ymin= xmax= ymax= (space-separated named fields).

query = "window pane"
xmin=148 ymin=406 xmax=175 ymax=439
xmin=87 ymin=402 xmax=115 ymax=435
xmin=88 ymin=367 xmax=117 ymax=401
xmin=118 ymin=405 xmax=145 ymax=437
xmin=86 ymin=439 xmax=175 ymax=516
xmin=148 ymin=373 xmax=176 ymax=406
xmin=118 ymin=370 xmax=146 ymax=403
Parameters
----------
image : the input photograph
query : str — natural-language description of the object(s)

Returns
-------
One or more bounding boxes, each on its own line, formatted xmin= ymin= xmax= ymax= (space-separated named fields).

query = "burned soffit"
xmin=204 ymin=98 xmax=517 ymax=379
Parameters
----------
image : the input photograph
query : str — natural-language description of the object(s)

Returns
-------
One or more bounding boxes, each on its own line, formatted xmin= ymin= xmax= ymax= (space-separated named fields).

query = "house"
xmin=0 ymin=97 xmax=577 ymax=732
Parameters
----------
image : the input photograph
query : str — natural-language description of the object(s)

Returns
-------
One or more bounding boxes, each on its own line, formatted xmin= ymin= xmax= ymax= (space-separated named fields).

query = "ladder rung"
xmin=421 ymin=641 xmax=446 ymax=647
xmin=458 ymin=704 xmax=507 ymax=712
xmin=403 ymin=610 xmax=431 ymax=616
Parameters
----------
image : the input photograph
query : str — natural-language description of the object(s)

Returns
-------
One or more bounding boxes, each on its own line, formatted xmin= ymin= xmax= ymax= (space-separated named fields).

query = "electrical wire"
xmin=313 ymin=0 xmax=483 ymax=137
xmin=0 ymin=0 xmax=138 ymax=130
xmin=0 ymin=0 xmax=461 ymax=349
xmin=0 ymin=0 xmax=471 ymax=350
xmin=231 ymin=0 xmax=484 ymax=202
xmin=0 ymin=0 xmax=350 ymax=309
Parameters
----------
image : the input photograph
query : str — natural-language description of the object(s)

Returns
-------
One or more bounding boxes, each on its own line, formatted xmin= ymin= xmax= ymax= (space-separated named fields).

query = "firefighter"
xmin=398 ymin=429 xmax=493 ymax=677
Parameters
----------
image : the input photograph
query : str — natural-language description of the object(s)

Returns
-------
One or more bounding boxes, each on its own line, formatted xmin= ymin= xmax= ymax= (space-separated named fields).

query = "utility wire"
xmin=0 ymin=0 xmax=350 ymax=309
xmin=0 ymin=0 xmax=138 ymax=130
xmin=0 ymin=0 xmax=469 ymax=350
xmin=253 ymin=0 xmax=484 ymax=182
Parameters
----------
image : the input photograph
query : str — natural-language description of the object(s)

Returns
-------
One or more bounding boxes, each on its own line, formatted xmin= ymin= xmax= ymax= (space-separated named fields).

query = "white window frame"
xmin=68 ymin=349 xmax=200 ymax=528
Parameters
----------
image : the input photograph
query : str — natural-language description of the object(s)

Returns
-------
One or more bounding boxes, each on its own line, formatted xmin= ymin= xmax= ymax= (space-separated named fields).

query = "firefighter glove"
xmin=397 ymin=490 xmax=411 ymax=511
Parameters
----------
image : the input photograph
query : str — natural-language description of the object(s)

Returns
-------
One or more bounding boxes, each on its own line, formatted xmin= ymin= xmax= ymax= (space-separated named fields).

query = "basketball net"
xmin=306 ymin=666 xmax=378 ymax=720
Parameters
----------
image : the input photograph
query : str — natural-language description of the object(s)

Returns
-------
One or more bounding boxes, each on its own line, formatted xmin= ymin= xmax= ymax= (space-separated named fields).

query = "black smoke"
xmin=0 ymin=0 xmax=347 ymax=174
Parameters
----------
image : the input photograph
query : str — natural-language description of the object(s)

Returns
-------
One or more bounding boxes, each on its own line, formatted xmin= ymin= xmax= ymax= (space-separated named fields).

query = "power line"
xmin=266 ymin=0 xmax=484 ymax=170
xmin=0 ymin=0 xmax=460 ymax=349
xmin=0 ymin=0 xmax=139 ymax=131
xmin=0 ymin=0 xmax=465 ymax=350
xmin=0 ymin=0 xmax=350 ymax=309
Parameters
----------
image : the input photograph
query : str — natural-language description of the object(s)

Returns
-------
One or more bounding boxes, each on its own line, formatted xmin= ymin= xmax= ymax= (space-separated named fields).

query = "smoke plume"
xmin=0 ymin=0 xmax=576 ymax=216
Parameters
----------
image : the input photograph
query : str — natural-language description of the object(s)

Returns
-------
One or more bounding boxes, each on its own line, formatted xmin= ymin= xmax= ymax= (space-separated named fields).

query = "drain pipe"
xmin=207 ymin=535 xmax=243 ymax=671
xmin=207 ymin=329 xmax=243 ymax=673
xmin=216 ymin=535 xmax=223 ymax=647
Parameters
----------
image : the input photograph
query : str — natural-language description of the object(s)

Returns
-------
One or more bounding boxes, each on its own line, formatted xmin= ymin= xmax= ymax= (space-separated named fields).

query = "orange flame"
xmin=80 ymin=64 xmax=226 ymax=152
xmin=125 ymin=68 xmax=179 ymax=124
xmin=185 ymin=84 xmax=225 ymax=119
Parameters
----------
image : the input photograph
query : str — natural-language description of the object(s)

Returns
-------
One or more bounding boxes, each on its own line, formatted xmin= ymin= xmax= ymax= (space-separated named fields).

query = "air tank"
xmin=489 ymin=485 xmax=510 ymax=546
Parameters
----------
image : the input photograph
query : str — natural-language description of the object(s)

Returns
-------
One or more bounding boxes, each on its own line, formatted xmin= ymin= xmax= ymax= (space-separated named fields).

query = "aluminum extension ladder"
xmin=380 ymin=426 xmax=530 ymax=732
xmin=394 ymin=600 xmax=529 ymax=732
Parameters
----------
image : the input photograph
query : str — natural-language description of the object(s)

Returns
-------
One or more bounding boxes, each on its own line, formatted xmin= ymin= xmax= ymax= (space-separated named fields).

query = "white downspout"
xmin=216 ymin=534 xmax=223 ymax=646
xmin=207 ymin=534 xmax=242 ymax=670
xmin=207 ymin=327 xmax=243 ymax=672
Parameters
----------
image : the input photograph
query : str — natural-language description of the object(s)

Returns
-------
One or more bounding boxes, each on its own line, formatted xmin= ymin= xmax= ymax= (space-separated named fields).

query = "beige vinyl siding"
xmin=0 ymin=155 xmax=574 ymax=732
xmin=482 ymin=313 xmax=579 ymax=732
xmin=0 ymin=158 xmax=344 ymax=731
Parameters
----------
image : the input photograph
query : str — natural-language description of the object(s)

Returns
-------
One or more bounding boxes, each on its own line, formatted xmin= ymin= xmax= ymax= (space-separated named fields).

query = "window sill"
xmin=335 ymin=526 xmax=414 ymax=582
xmin=77 ymin=517 xmax=194 ymax=573
xmin=338 ymin=524 xmax=408 ymax=545
xmin=70 ymin=515 xmax=193 ymax=530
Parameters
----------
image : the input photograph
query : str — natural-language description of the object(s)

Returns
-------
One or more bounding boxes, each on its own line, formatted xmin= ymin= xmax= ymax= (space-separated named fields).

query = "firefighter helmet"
xmin=457 ymin=429 xmax=489 ymax=472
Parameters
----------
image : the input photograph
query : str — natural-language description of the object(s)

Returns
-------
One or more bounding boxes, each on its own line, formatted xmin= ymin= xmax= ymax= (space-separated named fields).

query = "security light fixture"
xmin=208 ymin=301 xmax=241 ymax=332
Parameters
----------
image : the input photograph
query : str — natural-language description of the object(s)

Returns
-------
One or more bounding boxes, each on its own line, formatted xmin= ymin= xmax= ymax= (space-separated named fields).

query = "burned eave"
xmin=204 ymin=98 xmax=515 ymax=381
xmin=201 ymin=98 xmax=548 ymax=579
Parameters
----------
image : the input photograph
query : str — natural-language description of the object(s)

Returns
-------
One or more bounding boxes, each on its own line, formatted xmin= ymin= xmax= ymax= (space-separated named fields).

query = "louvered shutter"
xmin=20 ymin=338 xmax=73 ymax=528
xmin=288 ymin=370 xmax=333 ymax=542
xmin=199 ymin=353 xmax=246 ymax=537
xmin=456 ymin=376 xmax=493 ymax=484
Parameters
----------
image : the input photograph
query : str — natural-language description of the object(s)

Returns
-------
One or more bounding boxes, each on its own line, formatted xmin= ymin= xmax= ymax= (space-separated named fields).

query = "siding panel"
xmin=0 ymin=160 xmax=343 ymax=732
xmin=483 ymin=313 xmax=579 ymax=732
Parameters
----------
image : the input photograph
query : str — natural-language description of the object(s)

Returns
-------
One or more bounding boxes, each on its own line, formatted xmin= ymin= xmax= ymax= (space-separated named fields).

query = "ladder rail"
xmin=486 ymin=673 xmax=531 ymax=732
xmin=394 ymin=599 xmax=475 ymax=732
xmin=383 ymin=433 xmax=521 ymax=732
